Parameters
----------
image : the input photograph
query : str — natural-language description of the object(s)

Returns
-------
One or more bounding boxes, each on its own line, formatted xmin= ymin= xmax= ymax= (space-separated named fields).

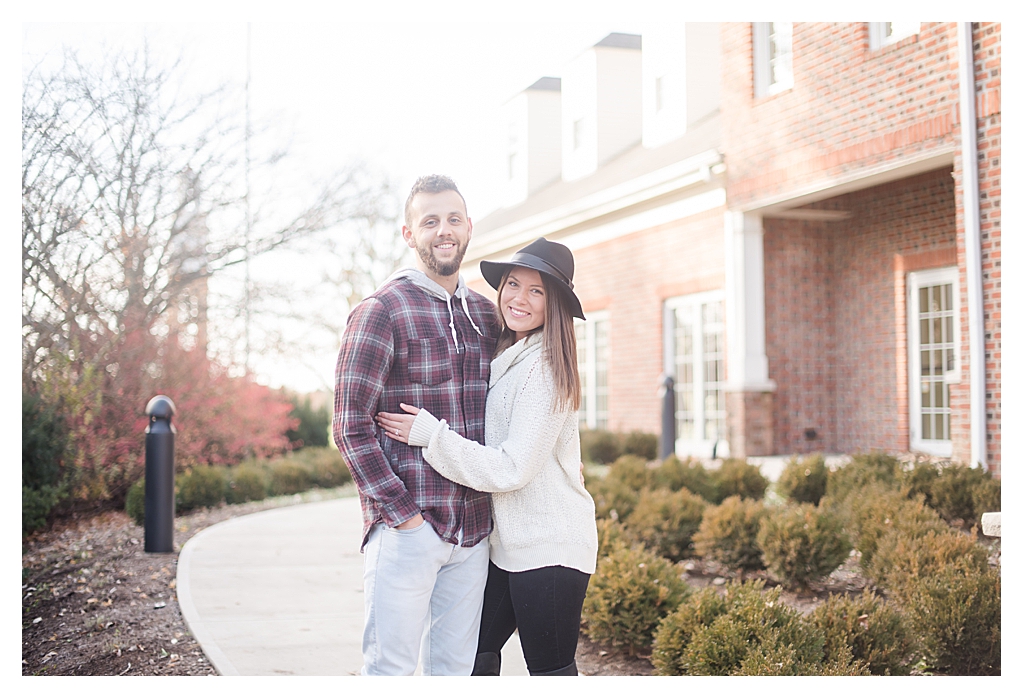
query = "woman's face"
xmin=500 ymin=266 xmax=546 ymax=341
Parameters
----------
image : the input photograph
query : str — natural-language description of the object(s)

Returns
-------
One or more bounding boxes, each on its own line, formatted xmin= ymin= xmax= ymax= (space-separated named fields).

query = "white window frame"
xmin=869 ymin=22 xmax=921 ymax=50
xmin=752 ymin=22 xmax=793 ymax=98
xmin=907 ymin=267 xmax=960 ymax=457
xmin=576 ymin=310 xmax=610 ymax=430
xmin=664 ymin=290 xmax=727 ymax=458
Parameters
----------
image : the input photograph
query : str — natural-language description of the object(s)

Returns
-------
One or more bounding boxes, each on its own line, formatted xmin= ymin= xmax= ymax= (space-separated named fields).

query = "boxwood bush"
xmin=777 ymin=453 xmax=828 ymax=505
xmin=653 ymin=455 xmax=717 ymax=502
xmin=582 ymin=543 xmax=691 ymax=653
xmin=622 ymin=430 xmax=658 ymax=460
xmin=176 ymin=465 xmax=227 ymax=512
xmin=869 ymin=527 xmax=991 ymax=602
xmin=807 ymin=590 xmax=915 ymax=675
xmin=625 ymin=487 xmax=707 ymax=562
xmin=825 ymin=452 xmax=902 ymax=505
xmin=757 ymin=503 xmax=851 ymax=590
xmin=225 ymin=466 xmax=268 ymax=504
xmin=580 ymin=429 xmax=622 ymax=464
xmin=835 ymin=483 xmax=945 ymax=570
xmin=651 ymin=586 xmax=729 ymax=675
xmin=692 ymin=495 xmax=766 ymax=575
xmin=125 ymin=477 xmax=146 ymax=525
xmin=902 ymin=565 xmax=1001 ymax=675
xmin=709 ymin=459 xmax=768 ymax=503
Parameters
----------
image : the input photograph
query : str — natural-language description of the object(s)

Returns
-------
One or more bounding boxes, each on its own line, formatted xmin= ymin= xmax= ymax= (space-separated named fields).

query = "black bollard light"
xmin=144 ymin=395 xmax=177 ymax=553
xmin=658 ymin=374 xmax=676 ymax=460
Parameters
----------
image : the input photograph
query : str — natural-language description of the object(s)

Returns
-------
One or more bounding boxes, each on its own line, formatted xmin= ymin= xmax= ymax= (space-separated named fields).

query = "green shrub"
xmin=582 ymin=544 xmax=691 ymax=653
xmin=622 ymin=430 xmax=657 ymax=460
xmin=267 ymin=461 xmax=311 ymax=496
xmin=732 ymin=637 xmax=870 ymax=676
xmin=293 ymin=446 xmax=352 ymax=488
xmin=125 ymin=478 xmax=146 ymax=525
xmin=653 ymin=455 xmax=717 ymax=501
xmin=652 ymin=587 xmax=729 ymax=675
xmin=679 ymin=580 xmax=825 ymax=675
xmin=825 ymin=452 xmax=902 ymax=505
xmin=606 ymin=454 xmax=654 ymax=490
xmin=595 ymin=517 xmax=630 ymax=558
xmin=972 ymin=477 xmax=1001 ymax=524
xmin=225 ymin=467 xmax=267 ymax=504
xmin=580 ymin=429 xmax=622 ymax=464
xmin=709 ymin=459 xmax=767 ymax=503
xmin=693 ymin=495 xmax=766 ymax=575
xmin=838 ymin=484 xmax=945 ymax=570
xmin=757 ymin=503 xmax=851 ymax=590
xmin=901 ymin=459 xmax=940 ymax=505
xmin=869 ymin=528 xmax=990 ymax=600
xmin=587 ymin=474 xmax=640 ymax=521
xmin=285 ymin=394 xmax=331 ymax=449
xmin=808 ymin=589 xmax=915 ymax=675
xmin=777 ymin=453 xmax=828 ymax=505
xmin=928 ymin=462 xmax=999 ymax=527
xmin=23 ymin=485 xmax=61 ymax=535
xmin=625 ymin=487 xmax=707 ymax=562
xmin=902 ymin=565 xmax=1000 ymax=675
xmin=22 ymin=392 xmax=70 ymax=532
xmin=176 ymin=465 xmax=227 ymax=512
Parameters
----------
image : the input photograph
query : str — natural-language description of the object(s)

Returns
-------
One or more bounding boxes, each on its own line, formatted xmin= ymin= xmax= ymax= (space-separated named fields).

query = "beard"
xmin=416 ymin=237 xmax=469 ymax=277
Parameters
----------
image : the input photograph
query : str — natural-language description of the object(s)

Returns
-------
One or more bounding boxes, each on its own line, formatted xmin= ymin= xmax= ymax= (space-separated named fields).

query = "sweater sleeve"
xmin=420 ymin=357 xmax=568 ymax=493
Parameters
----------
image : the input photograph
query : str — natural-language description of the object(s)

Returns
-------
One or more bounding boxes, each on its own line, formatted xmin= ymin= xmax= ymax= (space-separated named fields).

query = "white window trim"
xmin=577 ymin=310 xmax=609 ymax=430
xmin=907 ymin=267 xmax=960 ymax=457
xmin=752 ymin=22 xmax=793 ymax=98
xmin=869 ymin=22 xmax=921 ymax=51
xmin=664 ymin=290 xmax=727 ymax=458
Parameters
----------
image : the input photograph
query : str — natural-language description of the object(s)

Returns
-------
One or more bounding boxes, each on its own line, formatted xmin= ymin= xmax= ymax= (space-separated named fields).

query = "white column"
xmin=724 ymin=210 xmax=776 ymax=392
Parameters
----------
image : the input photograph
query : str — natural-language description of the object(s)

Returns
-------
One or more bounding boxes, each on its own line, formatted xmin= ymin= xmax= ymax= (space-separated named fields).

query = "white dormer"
xmin=561 ymin=33 xmax=643 ymax=182
xmin=503 ymin=77 xmax=562 ymax=207
xmin=643 ymin=23 xmax=720 ymax=148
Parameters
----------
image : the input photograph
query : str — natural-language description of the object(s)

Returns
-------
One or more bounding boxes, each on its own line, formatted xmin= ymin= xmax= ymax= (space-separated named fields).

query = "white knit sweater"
xmin=408 ymin=332 xmax=598 ymax=575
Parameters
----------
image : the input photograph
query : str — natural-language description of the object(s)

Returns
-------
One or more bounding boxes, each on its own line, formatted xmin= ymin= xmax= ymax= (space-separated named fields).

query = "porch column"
xmin=724 ymin=210 xmax=776 ymax=457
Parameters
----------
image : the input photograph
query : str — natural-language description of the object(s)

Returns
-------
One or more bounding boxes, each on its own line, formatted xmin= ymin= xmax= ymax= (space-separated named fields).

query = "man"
xmin=333 ymin=174 xmax=499 ymax=675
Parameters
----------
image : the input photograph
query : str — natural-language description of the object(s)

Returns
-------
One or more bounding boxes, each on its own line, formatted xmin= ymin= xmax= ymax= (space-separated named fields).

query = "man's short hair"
xmin=404 ymin=174 xmax=466 ymax=229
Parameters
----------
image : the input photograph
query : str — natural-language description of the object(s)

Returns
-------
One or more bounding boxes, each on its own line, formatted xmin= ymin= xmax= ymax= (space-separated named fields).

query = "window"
xmin=907 ymin=268 xmax=960 ymax=457
xmin=664 ymin=292 xmax=726 ymax=457
xmin=752 ymin=22 xmax=793 ymax=98
xmin=575 ymin=311 xmax=609 ymax=430
xmin=869 ymin=22 xmax=921 ymax=50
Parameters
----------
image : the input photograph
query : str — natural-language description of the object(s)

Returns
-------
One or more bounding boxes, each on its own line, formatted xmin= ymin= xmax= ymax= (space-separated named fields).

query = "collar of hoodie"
xmin=385 ymin=267 xmax=485 ymax=350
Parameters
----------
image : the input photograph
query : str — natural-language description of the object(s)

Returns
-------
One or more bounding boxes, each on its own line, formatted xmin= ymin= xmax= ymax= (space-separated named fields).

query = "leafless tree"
xmin=22 ymin=44 xmax=395 ymax=388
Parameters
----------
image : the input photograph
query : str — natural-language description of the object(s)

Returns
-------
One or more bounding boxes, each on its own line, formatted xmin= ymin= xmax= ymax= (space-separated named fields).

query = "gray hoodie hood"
xmin=384 ymin=267 xmax=485 ymax=349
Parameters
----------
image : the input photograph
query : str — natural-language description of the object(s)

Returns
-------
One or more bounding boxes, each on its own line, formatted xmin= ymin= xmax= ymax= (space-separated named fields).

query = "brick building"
xmin=464 ymin=23 xmax=1001 ymax=475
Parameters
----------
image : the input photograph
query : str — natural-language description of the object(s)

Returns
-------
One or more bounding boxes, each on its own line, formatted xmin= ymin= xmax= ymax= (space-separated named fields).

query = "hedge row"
xmin=125 ymin=446 xmax=352 ymax=523
xmin=581 ymin=452 xmax=1000 ymax=675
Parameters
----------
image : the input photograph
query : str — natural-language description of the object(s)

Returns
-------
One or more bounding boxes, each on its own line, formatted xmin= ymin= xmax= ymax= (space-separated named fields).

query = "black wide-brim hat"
xmin=480 ymin=237 xmax=585 ymax=320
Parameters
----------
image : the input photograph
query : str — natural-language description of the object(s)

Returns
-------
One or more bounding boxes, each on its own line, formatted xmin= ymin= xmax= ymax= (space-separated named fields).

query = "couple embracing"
xmin=333 ymin=174 xmax=598 ymax=676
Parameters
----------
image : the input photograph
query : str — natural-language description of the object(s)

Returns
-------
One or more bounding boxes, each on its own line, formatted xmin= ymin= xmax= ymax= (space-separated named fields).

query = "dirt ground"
xmin=22 ymin=494 xmax=998 ymax=677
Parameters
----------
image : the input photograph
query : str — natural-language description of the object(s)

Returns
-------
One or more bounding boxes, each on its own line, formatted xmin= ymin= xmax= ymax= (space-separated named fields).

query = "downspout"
xmin=957 ymin=22 xmax=987 ymax=470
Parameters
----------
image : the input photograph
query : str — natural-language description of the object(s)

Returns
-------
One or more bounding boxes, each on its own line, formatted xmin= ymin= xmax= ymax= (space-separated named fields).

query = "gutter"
xmin=957 ymin=22 xmax=987 ymax=470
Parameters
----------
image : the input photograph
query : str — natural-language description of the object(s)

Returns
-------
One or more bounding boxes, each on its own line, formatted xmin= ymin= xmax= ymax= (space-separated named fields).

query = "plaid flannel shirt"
xmin=333 ymin=275 xmax=499 ymax=550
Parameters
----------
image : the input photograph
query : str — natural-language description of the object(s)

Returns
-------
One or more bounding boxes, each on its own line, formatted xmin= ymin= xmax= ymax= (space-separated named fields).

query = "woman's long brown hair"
xmin=493 ymin=268 xmax=581 ymax=413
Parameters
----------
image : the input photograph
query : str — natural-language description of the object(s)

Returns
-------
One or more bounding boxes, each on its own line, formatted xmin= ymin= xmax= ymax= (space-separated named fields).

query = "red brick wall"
xmin=721 ymin=22 xmax=960 ymax=209
xmin=570 ymin=205 xmax=727 ymax=433
xmin=950 ymin=22 xmax=1001 ymax=474
xmin=764 ymin=168 xmax=957 ymax=455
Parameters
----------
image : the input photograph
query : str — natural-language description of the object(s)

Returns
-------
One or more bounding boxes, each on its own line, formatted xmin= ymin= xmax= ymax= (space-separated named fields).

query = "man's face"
xmin=402 ymin=189 xmax=472 ymax=278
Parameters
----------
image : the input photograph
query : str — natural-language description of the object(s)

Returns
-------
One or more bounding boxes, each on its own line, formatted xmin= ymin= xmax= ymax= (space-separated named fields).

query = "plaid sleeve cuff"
xmin=408 ymin=408 xmax=443 ymax=448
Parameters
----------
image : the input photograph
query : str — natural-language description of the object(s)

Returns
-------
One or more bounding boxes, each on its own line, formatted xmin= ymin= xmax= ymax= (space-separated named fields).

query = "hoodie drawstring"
xmin=444 ymin=295 xmax=459 ymax=350
xmin=460 ymin=294 xmax=485 ymax=338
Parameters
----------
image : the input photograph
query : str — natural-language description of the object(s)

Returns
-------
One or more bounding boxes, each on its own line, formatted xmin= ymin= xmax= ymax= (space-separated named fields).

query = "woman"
xmin=376 ymin=237 xmax=598 ymax=677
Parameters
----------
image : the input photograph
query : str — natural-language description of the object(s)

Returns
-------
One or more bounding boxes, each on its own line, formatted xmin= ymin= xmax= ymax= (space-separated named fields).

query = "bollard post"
xmin=144 ymin=395 xmax=177 ymax=553
xmin=658 ymin=374 xmax=676 ymax=460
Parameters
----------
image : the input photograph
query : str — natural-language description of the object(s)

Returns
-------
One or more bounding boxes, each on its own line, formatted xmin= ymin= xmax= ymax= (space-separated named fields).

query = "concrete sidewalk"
xmin=176 ymin=496 xmax=528 ymax=676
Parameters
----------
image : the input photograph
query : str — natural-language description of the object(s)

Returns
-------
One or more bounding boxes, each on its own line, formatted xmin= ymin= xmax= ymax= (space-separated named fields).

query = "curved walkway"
xmin=176 ymin=496 xmax=527 ymax=676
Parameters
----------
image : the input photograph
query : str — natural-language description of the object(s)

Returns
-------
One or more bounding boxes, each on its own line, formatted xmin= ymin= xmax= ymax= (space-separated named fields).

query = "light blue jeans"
xmin=361 ymin=520 xmax=489 ymax=675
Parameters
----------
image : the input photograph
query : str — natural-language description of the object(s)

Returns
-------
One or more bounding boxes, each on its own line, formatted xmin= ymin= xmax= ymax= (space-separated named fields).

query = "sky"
xmin=17 ymin=5 xmax=692 ymax=394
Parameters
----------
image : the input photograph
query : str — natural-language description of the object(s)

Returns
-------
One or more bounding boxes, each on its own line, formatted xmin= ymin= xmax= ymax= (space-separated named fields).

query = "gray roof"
xmin=594 ymin=32 xmax=642 ymax=49
xmin=473 ymin=111 xmax=721 ymax=240
xmin=527 ymin=77 xmax=561 ymax=91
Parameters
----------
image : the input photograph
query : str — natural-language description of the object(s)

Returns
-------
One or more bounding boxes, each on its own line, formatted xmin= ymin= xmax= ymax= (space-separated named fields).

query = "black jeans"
xmin=476 ymin=561 xmax=590 ymax=674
